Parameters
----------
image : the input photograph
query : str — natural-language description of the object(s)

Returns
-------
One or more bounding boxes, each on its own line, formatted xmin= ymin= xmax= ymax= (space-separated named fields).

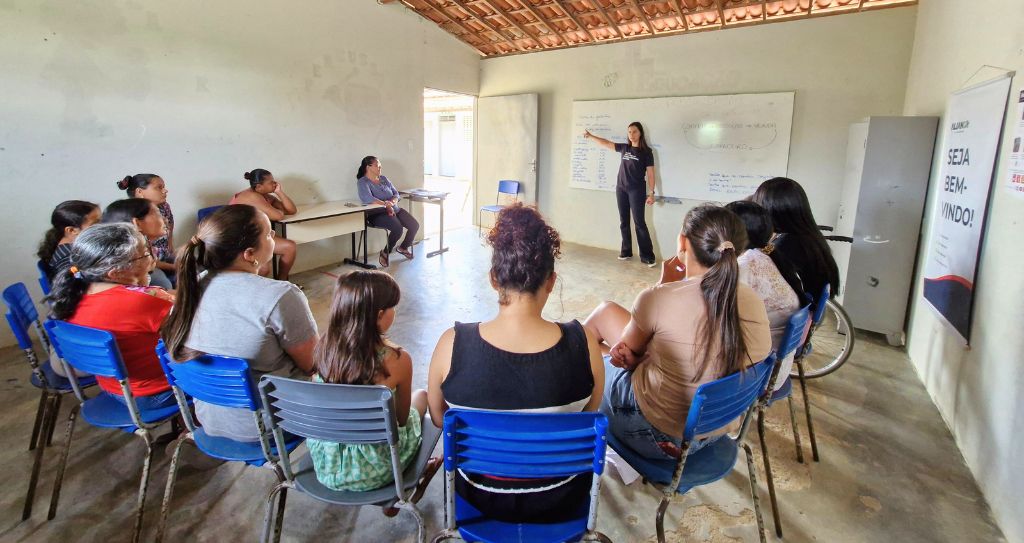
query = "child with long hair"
xmin=307 ymin=270 xmax=429 ymax=492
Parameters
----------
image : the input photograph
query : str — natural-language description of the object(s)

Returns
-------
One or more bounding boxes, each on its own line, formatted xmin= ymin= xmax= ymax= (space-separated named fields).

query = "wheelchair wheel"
xmin=792 ymin=298 xmax=855 ymax=379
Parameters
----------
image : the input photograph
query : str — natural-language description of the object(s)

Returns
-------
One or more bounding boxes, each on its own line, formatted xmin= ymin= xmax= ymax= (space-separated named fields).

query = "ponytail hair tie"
xmin=190 ymin=235 xmax=202 ymax=245
xmin=761 ymin=242 xmax=775 ymax=255
xmin=68 ymin=266 xmax=83 ymax=279
xmin=717 ymin=241 xmax=735 ymax=253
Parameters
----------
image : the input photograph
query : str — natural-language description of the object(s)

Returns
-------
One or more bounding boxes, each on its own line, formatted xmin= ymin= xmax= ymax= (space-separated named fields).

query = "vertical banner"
xmin=923 ymin=74 xmax=1012 ymax=343
xmin=1005 ymin=89 xmax=1024 ymax=199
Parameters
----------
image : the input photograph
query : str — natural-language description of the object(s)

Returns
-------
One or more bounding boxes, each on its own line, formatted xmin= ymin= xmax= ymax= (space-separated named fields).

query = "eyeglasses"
xmin=130 ymin=251 xmax=153 ymax=263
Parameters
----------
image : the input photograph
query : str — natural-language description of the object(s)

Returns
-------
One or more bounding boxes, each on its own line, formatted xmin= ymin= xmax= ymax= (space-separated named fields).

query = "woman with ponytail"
xmin=161 ymin=204 xmax=318 ymax=441
xmin=102 ymin=198 xmax=174 ymax=290
xmin=228 ymin=169 xmax=298 ymax=281
xmin=118 ymin=174 xmax=176 ymax=285
xmin=37 ymin=200 xmax=101 ymax=277
xmin=583 ymin=204 xmax=771 ymax=460
xmin=49 ymin=223 xmax=176 ymax=409
xmin=726 ymin=201 xmax=804 ymax=389
xmin=356 ymin=156 xmax=419 ymax=268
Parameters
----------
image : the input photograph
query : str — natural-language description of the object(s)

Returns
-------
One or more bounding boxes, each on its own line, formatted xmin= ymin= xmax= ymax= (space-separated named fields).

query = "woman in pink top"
xmin=229 ymin=168 xmax=298 ymax=281
xmin=584 ymin=205 xmax=772 ymax=460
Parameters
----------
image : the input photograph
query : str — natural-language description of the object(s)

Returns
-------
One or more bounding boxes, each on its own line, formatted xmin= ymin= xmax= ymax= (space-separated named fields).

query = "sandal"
xmin=378 ymin=249 xmax=389 ymax=268
xmin=396 ymin=246 xmax=414 ymax=260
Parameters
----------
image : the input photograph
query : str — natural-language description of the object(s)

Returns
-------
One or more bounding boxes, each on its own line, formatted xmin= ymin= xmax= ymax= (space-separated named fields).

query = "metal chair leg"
xmin=24 ymin=394 xmax=57 ymax=520
xmin=786 ymin=395 xmax=804 ymax=464
xmin=274 ymin=487 xmax=288 ymax=541
xmin=655 ymin=496 xmax=671 ymax=543
xmin=155 ymin=437 xmax=192 ymax=543
xmin=131 ymin=433 xmax=155 ymax=543
xmin=796 ymin=362 xmax=820 ymax=462
xmin=47 ymin=403 xmax=80 ymax=520
xmin=29 ymin=391 xmax=47 ymax=451
xmin=743 ymin=442 xmax=768 ymax=543
xmin=46 ymin=394 xmax=63 ymax=446
xmin=262 ymin=483 xmax=287 ymax=543
xmin=398 ymin=501 xmax=426 ymax=543
xmin=757 ymin=409 xmax=782 ymax=538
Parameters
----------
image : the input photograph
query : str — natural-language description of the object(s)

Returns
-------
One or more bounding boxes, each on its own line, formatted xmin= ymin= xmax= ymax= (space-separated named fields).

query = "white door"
xmin=476 ymin=94 xmax=538 ymax=226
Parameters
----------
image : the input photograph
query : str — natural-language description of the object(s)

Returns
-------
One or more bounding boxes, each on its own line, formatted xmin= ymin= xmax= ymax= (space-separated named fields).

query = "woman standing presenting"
xmin=584 ymin=122 xmax=657 ymax=266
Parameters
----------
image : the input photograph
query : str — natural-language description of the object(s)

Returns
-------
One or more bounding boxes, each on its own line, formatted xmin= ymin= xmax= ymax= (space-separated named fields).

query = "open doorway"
xmin=423 ymin=88 xmax=475 ymax=235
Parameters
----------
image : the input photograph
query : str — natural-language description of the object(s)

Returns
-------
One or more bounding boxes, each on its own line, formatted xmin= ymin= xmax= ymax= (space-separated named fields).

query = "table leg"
xmin=427 ymin=197 xmax=449 ymax=258
xmin=342 ymin=211 xmax=376 ymax=269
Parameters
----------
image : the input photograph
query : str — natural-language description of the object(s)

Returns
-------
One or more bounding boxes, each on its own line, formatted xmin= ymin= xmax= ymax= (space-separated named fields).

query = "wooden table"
xmin=399 ymin=189 xmax=450 ymax=258
xmin=275 ymin=201 xmax=383 ymax=270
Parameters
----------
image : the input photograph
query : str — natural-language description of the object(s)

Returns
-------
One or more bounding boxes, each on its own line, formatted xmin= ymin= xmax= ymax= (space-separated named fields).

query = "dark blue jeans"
xmin=600 ymin=357 xmax=720 ymax=459
xmin=108 ymin=389 xmax=177 ymax=411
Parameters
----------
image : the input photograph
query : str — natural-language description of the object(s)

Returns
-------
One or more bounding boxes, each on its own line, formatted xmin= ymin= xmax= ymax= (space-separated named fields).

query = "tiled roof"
xmin=386 ymin=0 xmax=917 ymax=57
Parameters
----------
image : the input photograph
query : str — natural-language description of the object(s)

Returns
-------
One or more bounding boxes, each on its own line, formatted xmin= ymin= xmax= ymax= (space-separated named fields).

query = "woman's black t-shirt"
xmin=614 ymin=143 xmax=654 ymax=191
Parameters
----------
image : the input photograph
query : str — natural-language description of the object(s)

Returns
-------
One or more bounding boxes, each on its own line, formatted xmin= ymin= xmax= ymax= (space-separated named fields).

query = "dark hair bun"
xmin=243 ymin=171 xmax=252 ymax=180
xmin=487 ymin=204 xmax=561 ymax=298
xmin=117 ymin=176 xmax=132 ymax=190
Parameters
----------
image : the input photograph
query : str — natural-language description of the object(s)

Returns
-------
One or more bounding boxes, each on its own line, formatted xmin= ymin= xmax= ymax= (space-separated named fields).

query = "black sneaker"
xmin=618 ymin=254 xmax=633 ymax=261
xmin=641 ymin=258 xmax=657 ymax=268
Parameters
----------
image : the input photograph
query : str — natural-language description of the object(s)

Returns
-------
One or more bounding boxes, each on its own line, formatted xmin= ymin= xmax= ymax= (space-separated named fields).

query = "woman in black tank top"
xmin=427 ymin=204 xmax=605 ymax=523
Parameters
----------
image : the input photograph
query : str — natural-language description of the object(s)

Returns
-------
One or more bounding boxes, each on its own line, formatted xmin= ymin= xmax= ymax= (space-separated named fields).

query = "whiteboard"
xmin=570 ymin=93 xmax=794 ymax=201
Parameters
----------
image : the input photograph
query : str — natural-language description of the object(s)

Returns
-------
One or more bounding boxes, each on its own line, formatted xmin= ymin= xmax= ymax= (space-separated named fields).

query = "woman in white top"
xmin=726 ymin=201 xmax=805 ymax=386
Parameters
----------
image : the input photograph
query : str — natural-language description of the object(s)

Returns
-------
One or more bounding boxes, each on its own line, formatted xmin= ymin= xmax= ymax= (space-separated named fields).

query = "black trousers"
xmin=616 ymin=187 xmax=654 ymax=260
xmin=367 ymin=207 xmax=419 ymax=252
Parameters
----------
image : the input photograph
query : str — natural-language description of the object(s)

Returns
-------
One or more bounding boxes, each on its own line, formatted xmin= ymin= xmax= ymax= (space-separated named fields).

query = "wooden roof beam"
xmin=551 ymin=0 xmax=599 ymax=41
xmin=625 ymin=0 xmax=654 ymax=34
xmin=588 ymin=0 xmax=623 ymax=38
xmin=515 ymin=0 xmax=573 ymax=46
xmin=446 ymin=0 xmax=530 ymax=51
xmin=478 ymin=0 xmax=552 ymax=48
xmin=415 ymin=0 xmax=495 ymax=53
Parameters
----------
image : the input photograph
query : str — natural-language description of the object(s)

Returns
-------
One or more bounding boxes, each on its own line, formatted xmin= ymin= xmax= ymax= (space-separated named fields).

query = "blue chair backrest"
xmin=5 ymin=312 xmax=34 ymax=350
xmin=197 ymin=205 xmax=224 ymax=224
xmin=4 ymin=282 xmax=40 ymax=324
xmin=36 ymin=261 xmax=52 ymax=295
xmin=497 ymin=180 xmax=519 ymax=196
xmin=442 ymin=410 xmax=608 ymax=479
xmin=779 ymin=306 xmax=812 ymax=361
xmin=811 ymin=285 xmax=830 ymax=325
xmin=259 ymin=376 xmax=398 ymax=445
xmin=158 ymin=342 xmax=258 ymax=411
xmin=682 ymin=353 xmax=777 ymax=441
xmin=44 ymin=320 xmax=128 ymax=380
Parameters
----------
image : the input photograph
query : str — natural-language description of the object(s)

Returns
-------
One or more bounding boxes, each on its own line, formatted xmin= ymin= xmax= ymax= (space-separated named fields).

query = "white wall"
xmin=0 ymin=0 xmax=480 ymax=346
xmin=902 ymin=1 xmax=1024 ymax=541
xmin=478 ymin=8 xmax=917 ymax=256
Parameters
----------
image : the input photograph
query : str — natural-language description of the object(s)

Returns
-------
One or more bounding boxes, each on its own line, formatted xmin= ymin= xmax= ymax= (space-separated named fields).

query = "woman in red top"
xmin=48 ymin=222 xmax=176 ymax=410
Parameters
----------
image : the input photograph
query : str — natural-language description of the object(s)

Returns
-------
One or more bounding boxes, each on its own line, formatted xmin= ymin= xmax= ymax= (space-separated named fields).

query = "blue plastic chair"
xmin=478 ymin=180 xmax=520 ymax=233
xmin=36 ymin=260 xmax=52 ymax=295
xmin=43 ymin=320 xmax=180 ymax=543
xmin=2 ymin=283 xmax=96 ymax=520
xmin=154 ymin=344 xmax=302 ymax=542
xmin=606 ymin=354 xmax=778 ymax=543
xmin=196 ymin=205 xmax=224 ymax=224
xmin=755 ymin=305 xmax=811 ymax=537
xmin=259 ymin=375 xmax=443 ymax=543
xmin=430 ymin=410 xmax=613 ymax=543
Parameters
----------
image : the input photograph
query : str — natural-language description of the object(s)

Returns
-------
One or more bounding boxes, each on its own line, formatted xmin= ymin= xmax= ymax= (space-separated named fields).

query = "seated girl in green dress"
xmin=307 ymin=270 xmax=428 ymax=492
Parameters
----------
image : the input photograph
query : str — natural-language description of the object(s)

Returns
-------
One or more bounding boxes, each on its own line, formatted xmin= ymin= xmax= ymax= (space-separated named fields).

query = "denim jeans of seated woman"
xmin=107 ymin=389 xmax=178 ymax=411
xmin=600 ymin=356 xmax=721 ymax=460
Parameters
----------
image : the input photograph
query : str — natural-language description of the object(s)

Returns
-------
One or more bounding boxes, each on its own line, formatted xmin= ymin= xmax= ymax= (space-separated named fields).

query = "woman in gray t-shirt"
xmin=161 ymin=204 xmax=318 ymax=441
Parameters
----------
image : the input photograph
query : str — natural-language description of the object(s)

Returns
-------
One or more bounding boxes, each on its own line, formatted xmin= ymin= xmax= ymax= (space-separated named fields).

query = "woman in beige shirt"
xmin=584 ymin=204 xmax=772 ymax=460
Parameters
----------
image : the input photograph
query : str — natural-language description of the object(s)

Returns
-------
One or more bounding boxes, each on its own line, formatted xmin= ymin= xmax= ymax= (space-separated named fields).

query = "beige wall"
xmin=903 ymin=1 xmax=1024 ymax=541
xmin=478 ymin=8 xmax=918 ymax=256
xmin=0 ymin=0 xmax=480 ymax=345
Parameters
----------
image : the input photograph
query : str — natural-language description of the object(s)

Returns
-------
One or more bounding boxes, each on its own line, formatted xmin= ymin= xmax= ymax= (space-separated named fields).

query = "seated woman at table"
xmin=356 ymin=156 xmax=419 ymax=268
xmin=229 ymin=168 xmax=298 ymax=281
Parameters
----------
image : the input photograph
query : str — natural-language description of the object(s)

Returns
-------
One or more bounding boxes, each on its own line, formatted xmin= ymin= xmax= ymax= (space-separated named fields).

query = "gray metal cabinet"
xmin=833 ymin=116 xmax=938 ymax=346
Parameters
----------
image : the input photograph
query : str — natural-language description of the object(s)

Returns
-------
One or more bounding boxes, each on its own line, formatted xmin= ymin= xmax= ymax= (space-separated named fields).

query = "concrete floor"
xmin=0 ymin=227 xmax=1007 ymax=542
